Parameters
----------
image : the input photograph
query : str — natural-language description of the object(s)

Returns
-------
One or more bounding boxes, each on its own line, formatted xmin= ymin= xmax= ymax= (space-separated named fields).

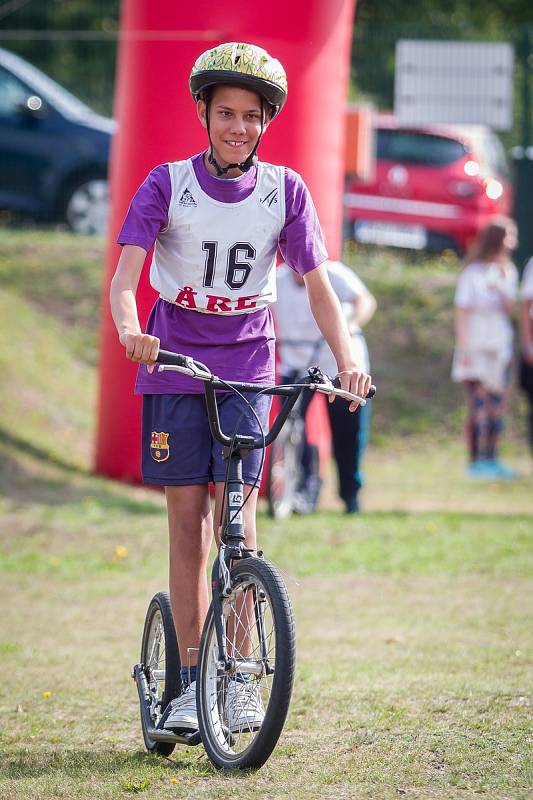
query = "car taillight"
xmin=464 ymin=160 xmax=480 ymax=177
xmin=485 ymin=178 xmax=503 ymax=200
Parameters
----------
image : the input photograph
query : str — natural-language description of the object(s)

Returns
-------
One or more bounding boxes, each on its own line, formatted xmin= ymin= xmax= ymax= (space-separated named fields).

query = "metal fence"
xmin=0 ymin=30 xmax=117 ymax=116
xmin=1 ymin=14 xmax=532 ymax=261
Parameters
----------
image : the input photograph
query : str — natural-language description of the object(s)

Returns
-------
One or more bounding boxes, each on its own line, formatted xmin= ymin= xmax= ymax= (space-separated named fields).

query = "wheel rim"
xmin=143 ymin=610 xmax=167 ymax=729
xmin=202 ymin=575 xmax=277 ymax=760
xmin=65 ymin=179 xmax=109 ymax=235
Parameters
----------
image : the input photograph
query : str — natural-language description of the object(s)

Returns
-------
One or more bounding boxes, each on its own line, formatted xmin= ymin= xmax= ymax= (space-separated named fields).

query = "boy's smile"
xmin=198 ymin=85 xmax=270 ymax=177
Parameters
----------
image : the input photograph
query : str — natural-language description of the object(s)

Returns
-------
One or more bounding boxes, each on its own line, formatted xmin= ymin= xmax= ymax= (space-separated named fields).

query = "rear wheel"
xmin=266 ymin=415 xmax=304 ymax=519
xmin=139 ymin=592 xmax=181 ymax=755
xmin=197 ymin=557 xmax=295 ymax=770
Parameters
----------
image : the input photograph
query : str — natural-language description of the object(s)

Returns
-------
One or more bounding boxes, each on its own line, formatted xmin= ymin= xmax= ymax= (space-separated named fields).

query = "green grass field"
xmin=0 ymin=231 xmax=531 ymax=799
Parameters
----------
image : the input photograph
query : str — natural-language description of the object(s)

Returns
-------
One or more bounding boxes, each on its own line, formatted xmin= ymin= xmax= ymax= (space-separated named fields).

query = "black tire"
xmin=139 ymin=592 xmax=181 ymax=756
xmin=197 ymin=557 xmax=295 ymax=770
xmin=63 ymin=176 xmax=109 ymax=236
xmin=266 ymin=415 xmax=304 ymax=519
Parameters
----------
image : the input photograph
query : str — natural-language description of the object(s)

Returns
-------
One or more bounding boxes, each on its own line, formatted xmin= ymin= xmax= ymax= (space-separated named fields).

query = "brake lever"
xmin=158 ymin=356 xmax=211 ymax=380
xmin=308 ymin=370 xmax=376 ymax=406
xmin=311 ymin=379 xmax=368 ymax=406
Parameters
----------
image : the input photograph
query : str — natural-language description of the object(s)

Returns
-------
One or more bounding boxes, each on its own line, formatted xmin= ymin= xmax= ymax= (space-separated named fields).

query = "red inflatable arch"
xmin=95 ymin=0 xmax=356 ymax=482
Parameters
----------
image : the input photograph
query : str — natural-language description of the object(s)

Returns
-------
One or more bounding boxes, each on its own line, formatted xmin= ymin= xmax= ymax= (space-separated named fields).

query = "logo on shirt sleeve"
xmin=178 ymin=188 xmax=197 ymax=207
xmin=150 ymin=431 xmax=170 ymax=462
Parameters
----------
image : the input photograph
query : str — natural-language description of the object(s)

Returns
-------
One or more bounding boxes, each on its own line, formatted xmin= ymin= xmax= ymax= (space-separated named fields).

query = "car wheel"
xmin=65 ymin=178 xmax=109 ymax=236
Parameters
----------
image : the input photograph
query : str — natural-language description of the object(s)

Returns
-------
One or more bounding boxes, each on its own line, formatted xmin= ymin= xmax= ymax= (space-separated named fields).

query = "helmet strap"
xmin=205 ymin=98 xmax=265 ymax=177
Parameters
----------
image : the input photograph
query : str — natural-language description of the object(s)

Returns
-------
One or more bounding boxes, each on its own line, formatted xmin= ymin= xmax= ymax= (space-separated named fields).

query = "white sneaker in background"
xmin=224 ymin=680 xmax=265 ymax=733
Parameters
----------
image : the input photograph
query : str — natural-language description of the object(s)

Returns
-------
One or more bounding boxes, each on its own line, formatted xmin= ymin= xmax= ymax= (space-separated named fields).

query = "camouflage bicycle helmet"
xmin=190 ymin=42 xmax=288 ymax=118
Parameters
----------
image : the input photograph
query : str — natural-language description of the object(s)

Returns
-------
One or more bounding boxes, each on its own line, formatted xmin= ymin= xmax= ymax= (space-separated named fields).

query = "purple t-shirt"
xmin=118 ymin=152 xmax=328 ymax=393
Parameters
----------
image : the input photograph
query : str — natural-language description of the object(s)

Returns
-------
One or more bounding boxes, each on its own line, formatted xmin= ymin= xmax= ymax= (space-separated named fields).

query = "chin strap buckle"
xmin=207 ymin=148 xmax=254 ymax=176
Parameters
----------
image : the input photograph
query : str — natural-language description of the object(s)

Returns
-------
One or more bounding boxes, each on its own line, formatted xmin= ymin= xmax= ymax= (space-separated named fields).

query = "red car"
xmin=344 ymin=114 xmax=512 ymax=255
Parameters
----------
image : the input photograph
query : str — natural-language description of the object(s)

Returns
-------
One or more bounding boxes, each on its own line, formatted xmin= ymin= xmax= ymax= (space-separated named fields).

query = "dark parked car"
xmin=0 ymin=47 xmax=115 ymax=235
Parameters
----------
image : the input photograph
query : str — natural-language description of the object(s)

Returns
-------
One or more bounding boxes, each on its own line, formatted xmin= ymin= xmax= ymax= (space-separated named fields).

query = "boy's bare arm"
xmin=110 ymin=244 xmax=160 ymax=366
xmin=304 ymin=263 xmax=371 ymax=408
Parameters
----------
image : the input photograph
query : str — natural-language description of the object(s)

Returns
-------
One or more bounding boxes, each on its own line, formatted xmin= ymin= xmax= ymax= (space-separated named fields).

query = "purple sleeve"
xmin=117 ymin=164 xmax=171 ymax=252
xmin=279 ymin=168 xmax=328 ymax=275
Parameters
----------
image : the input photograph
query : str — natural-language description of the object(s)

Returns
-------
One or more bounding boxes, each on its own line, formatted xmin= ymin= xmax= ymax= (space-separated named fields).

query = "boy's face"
xmin=197 ymin=85 xmax=270 ymax=170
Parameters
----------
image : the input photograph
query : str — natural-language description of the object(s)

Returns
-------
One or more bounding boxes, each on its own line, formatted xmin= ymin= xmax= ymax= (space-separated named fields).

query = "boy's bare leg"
xmin=165 ymin=484 xmax=213 ymax=669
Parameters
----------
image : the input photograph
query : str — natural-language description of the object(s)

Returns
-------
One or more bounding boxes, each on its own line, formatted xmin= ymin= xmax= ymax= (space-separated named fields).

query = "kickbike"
xmin=266 ymin=338 xmax=324 ymax=519
xmin=132 ymin=349 xmax=375 ymax=770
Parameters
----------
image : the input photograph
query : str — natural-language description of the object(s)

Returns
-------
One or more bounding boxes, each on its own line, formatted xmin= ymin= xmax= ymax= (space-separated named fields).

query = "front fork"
xmin=212 ymin=447 xmax=245 ymax=668
xmin=211 ymin=448 xmax=263 ymax=672
xmin=211 ymin=554 xmax=269 ymax=676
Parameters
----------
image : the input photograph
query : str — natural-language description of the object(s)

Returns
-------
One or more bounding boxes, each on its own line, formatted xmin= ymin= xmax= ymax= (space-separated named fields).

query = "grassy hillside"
xmin=0 ymin=231 xmax=101 ymax=476
xmin=346 ymin=243 xmax=463 ymax=436
xmin=0 ymin=229 xmax=530 ymax=481
xmin=1 ymin=229 xmax=528 ymax=452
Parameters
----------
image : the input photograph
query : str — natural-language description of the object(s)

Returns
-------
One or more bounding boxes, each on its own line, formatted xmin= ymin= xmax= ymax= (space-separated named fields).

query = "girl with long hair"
xmin=452 ymin=217 xmax=519 ymax=479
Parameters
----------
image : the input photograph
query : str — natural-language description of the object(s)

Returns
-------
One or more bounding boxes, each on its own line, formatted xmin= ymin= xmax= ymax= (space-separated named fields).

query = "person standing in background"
xmin=451 ymin=217 xmax=519 ymax=479
xmin=519 ymin=256 xmax=533 ymax=463
xmin=274 ymin=260 xmax=376 ymax=512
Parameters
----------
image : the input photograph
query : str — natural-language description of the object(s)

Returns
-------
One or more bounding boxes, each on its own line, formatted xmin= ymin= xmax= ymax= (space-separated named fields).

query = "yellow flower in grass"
xmin=42 ymin=691 xmax=52 ymax=698
xmin=113 ymin=545 xmax=128 ymax=561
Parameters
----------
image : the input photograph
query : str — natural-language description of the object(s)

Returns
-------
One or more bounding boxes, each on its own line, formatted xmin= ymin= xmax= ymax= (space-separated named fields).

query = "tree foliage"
xmin=0 ymin=0 xmax=530 ymax=135
xmin=352 ymin=0 xmax=532 ymax=108
xmin=351 ymin=0 xmax=532 ymax=147
xmin=0 ymin=0 xmax=120 ymax=114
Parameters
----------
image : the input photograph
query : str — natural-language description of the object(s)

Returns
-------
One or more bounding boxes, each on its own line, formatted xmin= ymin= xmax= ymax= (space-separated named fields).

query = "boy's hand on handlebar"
xmin=335 ymin=366 xmax=372 ymax=412
xmin=120 ymin=332 xmax=160 ymax=373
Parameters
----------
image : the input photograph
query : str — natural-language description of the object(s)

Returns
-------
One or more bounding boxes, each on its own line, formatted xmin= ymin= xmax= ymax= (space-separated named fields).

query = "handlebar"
xmin=156 ymin=349 xmax=376 ymax=450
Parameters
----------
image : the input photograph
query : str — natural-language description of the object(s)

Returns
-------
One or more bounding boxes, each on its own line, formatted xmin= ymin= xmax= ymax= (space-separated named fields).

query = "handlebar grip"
xmin=332 ymin=376 xmax=376 ymax=399
xmin=156 ymin=349 xmax=190 ymax=367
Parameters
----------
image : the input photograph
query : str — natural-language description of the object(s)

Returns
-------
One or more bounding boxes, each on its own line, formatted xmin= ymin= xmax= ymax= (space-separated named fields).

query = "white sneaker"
xmin=224 ymin=680 xmax=265 ymax=733
xmin=163 ymin=682 xmax=198 ymax=731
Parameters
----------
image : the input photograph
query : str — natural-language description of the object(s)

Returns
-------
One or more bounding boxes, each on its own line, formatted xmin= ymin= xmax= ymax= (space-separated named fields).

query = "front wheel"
xmin=139 ymin=592 xmax=181 ymax=756
xmin=197 ymin=557 xmax=295 ymax=770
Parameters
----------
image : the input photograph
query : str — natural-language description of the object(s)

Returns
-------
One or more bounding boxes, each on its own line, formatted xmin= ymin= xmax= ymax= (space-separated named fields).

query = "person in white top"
xmin=451 ymin=216 xmax=519 ymax=479
xmin=519 ymin=256 xmax=533 ymax=459
xmin=274 ymin=260 xmax=377 ymax=512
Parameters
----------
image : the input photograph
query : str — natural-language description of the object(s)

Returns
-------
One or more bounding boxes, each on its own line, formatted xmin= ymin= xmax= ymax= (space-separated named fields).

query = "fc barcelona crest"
xmin=150 ymin=431 xmax=170 ymax=462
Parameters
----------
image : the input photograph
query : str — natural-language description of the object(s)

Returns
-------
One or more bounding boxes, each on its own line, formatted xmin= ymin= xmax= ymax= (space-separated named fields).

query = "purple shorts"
xmin=142 ymin=393 xmax=272 ymax=486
